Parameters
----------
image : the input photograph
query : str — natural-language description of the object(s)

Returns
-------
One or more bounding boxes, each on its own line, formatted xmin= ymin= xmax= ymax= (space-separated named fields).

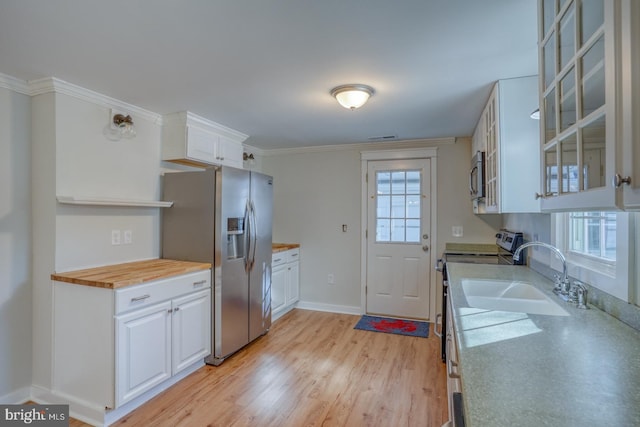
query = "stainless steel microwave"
xmin=470 ymin=151 xmax=485 ymax=200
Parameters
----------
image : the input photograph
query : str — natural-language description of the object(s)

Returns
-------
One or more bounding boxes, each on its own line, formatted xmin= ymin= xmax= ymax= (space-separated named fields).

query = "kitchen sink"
xmin=461 ymin=279 xmax=569 ymax=316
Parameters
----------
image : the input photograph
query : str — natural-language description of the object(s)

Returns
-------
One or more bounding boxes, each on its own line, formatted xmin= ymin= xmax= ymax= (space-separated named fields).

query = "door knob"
xmin=422 ymin=245 xmax=429 ymax=252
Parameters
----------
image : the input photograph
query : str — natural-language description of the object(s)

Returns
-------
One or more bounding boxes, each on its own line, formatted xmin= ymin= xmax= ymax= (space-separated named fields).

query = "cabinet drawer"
xmin=272 ymin=253 xmax=287 ymax=267
xmin=115 ymin=270 xmax=210 ymax=315
xmin=286 ymin=248 xmax=300 ymax=263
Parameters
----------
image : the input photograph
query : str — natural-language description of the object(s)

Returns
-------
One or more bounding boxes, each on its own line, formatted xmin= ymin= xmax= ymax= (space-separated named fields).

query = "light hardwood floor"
xmin=76 ymin=309 xmax=448 ymax=426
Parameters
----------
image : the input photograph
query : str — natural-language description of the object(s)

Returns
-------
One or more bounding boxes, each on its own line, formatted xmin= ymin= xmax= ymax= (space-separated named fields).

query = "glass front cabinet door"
xmin=538 ymin=0 xmax=639 ymax=210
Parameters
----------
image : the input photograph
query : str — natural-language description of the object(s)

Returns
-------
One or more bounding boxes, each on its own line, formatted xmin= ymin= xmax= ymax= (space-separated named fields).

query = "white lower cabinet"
xmin=53 ymin=269 xmax=211 ymax=423
xmin=116 ymin=300 xmax=172 ymax=407
xmin=115 ymin=288 xmax=211 ymax=407
xmin=271 ymin=248 xmax=300 ymax=321
xmin=172 ymin=289 xmax=212 ymax=373
xmin=444 ymin=296 xmax=462 ymax=426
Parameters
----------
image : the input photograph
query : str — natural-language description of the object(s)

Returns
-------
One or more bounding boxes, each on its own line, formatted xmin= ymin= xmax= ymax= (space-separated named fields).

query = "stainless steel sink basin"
xmin=461 ymin=279 xmax=569 ymax=316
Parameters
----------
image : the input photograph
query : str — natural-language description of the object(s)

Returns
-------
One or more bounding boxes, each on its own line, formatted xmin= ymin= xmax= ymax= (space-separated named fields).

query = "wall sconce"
xmin=243 ymin=152 xmax=255 ymax=161
xmin=104 ymin=112 xmax=136 ymax=141
xmin=331 ymin=84 xmax=375 ymax=110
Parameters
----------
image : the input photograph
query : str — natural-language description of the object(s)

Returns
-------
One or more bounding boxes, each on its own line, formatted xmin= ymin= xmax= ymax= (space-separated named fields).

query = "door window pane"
xmin=545 ymin=145 xmax=559 ymax=195
xmin=560 ymin=133 xmax=579 ymax=193
xmin=391 ymin=171 xmax=405 ymax=194
xmin=543 ymin=35 xmax=557 ymax=89
xmin=543 ymin=0 xmax=556 ymax=36
xmin=580 ymin=0 xmax=604 ymax=46
xmin=376 ymin=219 xmax=390 ymax=241
xmin=377 ymin=195 xmax=390 ymax=218
xmin=391 ymin=195 xmax=405 ymax=218
xmin=560 ymin=68 xmax=576 ymax=131
xmin=559 ymin=3 xmax=576 ymax=70
xmin=375 ymin=169 xmax=421 ymax=243
xmin=407 ymin=195 xmax=420 ymax=218
xmin=582 ymin=114 xmax=606 ymax=189
xmin=544 ymin=88 xmax=557 ymax=143
xmin=391 ymin=219 xmax=405 ymax=242
xmin=406 ymin=171 xmax=420 ymax=193
xmin=581 ymin=36 xmax=605 ymax=117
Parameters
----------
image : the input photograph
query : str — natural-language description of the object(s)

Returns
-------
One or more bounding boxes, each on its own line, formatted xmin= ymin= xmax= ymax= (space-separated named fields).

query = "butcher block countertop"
xmin=272 ymin=243 xmax=300 ymax=253
xmin=51 ymin=259 xmax=211 ymax=289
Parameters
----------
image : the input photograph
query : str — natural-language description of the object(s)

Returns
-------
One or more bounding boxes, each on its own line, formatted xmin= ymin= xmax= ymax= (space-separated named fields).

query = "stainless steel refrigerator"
xmin=162 ymin=166 xmax=273 ymax=365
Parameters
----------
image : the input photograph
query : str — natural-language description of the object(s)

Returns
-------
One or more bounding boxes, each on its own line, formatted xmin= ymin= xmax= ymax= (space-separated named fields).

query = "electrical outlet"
xmin=328 ymin=274 xmax=335 ymax=285
xmin=111 ymin=229 xmax=121 ymax=245
xmin=123 ymin=230 xmax=132 ymax=244
xmin=452 ymin=226 xmax=463 ymax=237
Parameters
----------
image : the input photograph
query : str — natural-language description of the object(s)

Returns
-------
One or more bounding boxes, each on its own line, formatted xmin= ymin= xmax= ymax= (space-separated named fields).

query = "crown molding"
xmin=0 ymin=72 xmax=30 ymax=95
xmin=241 ymin=143 xmax=266 ymax=157
xmin=163 ymin=111 xmax=248 ymax=143
xmin=28 ymin=77 xmax=162 ymax=123
xmin=261 ymin=137 xmax=457 ymax=156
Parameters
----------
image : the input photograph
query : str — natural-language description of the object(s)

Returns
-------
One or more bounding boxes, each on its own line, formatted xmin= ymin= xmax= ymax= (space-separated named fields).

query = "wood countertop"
xmin=51 ymin=259 xmax=211 ymax=289
xmin=272 ymin=243 xmax=300 ymax=253
xmin=444 ymin=242 xmax=498 ymax=255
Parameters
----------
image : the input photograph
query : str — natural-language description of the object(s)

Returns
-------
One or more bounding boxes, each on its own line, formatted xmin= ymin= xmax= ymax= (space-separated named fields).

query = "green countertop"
xmin=446 ymin=262 xmax=640 ymax=427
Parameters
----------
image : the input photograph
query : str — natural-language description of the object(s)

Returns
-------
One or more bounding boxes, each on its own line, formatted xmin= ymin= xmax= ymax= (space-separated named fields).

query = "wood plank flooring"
xmin=79 ymin=309 xmax=448 ymax=426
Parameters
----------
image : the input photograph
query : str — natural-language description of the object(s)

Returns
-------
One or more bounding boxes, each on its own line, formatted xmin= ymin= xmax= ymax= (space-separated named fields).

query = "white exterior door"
xmin=366 ymin=159 xmax=431 ymax=319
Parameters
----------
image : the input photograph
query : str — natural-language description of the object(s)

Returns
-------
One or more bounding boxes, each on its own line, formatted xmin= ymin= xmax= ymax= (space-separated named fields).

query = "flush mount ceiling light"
xmin=331 ymin=84 xmax=374 ymax=110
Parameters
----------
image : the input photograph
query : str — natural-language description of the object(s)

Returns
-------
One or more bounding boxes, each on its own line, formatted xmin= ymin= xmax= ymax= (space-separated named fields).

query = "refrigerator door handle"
xmin=250 ymin=200 xmax=258 ymax=269
xmin=247 ymin=201 xmax=258 ymax=271
xmin=244 ymin=200 xmax=252 ymax=272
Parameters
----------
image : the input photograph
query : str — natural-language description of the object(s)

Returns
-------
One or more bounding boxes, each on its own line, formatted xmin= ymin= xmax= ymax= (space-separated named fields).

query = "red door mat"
xmin=354 ymin=315 xmax=429 ymax=338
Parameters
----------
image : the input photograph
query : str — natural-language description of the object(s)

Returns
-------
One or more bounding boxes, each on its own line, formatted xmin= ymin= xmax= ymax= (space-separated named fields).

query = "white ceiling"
xmin=0 ymin=0 xmax=538 ymax=150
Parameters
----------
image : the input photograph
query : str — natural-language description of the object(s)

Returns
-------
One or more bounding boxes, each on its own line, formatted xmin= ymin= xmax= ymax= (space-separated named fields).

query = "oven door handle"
xmin=433 ymin=313 xmax=443 ymax=338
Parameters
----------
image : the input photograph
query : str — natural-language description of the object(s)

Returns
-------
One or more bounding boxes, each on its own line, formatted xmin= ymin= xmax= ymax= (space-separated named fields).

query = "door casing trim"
xmin=360 ymin=148 xmax=438 ymax=320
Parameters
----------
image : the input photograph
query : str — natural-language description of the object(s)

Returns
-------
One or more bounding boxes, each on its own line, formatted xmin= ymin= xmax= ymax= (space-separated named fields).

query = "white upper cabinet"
xmin=162 ymin=111 xmax=247 ymax=169
xmin=474 ymin=76 xmax=541 ymax=214
xmin=538 ymin=0 xmax=639 ymax=210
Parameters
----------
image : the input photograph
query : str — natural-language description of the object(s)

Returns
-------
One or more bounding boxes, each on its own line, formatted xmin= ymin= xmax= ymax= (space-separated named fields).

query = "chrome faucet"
xmin=513 ymin=241 xmax=569 ymax=295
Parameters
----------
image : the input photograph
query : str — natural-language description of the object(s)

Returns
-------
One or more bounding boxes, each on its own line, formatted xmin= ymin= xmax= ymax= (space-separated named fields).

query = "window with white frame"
xmin=553 ymin=211 xmax=631 ymax=302
xmin=568 ymin=212 xmax=616 ymax=261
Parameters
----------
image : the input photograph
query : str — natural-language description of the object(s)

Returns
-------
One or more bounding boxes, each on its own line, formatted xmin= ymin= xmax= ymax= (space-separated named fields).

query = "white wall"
xmin=54 ymin=93 xmax=162 ymax=271
xmin=262 ymin=139 xmax=502 ymax=313
xmin=0 ymin=86 xmax=32 ymax=402
xmin=31 ymin=84 xmax=164 ymax=392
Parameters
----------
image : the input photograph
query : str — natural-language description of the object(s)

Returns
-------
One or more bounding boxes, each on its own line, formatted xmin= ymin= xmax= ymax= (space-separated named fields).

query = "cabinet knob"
xmin=612 ymin=173 xmax=631 ymax=188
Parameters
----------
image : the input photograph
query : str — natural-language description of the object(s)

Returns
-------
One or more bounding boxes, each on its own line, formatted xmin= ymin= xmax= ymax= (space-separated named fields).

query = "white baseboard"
xmin=0 ymin=386 xmax=31 ymax=404
xmin=29 ymin=360 xmax=204 ymax=426
xmin=295 ymin=301 xmax=361 ymax=315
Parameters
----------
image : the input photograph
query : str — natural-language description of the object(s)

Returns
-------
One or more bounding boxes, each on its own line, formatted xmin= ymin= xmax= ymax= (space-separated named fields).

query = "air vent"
xmin=367 ymin=135 xmax=397 ymax=141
